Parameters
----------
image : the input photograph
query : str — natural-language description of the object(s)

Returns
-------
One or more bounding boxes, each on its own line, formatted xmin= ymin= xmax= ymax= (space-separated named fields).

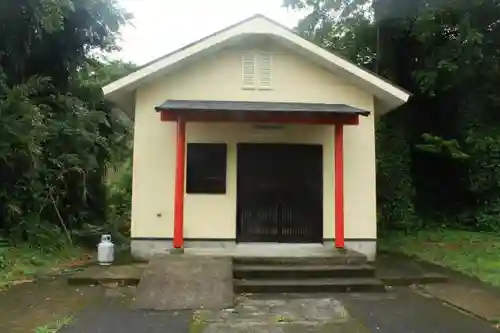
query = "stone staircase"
xmin=233 ymin=252 xmax=385 ymax=293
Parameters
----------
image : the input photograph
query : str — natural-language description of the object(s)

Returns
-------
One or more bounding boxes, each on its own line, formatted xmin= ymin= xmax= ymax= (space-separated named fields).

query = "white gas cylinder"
xmin=97 ymin=234 xmax=114 ymax=265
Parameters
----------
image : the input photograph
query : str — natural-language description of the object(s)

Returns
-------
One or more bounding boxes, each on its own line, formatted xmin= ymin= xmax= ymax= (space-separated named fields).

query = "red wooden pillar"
xmin=173 ymin=116 xmax=186 ymax=249
xmin=334 ymin=124 xmax=345 ymax=248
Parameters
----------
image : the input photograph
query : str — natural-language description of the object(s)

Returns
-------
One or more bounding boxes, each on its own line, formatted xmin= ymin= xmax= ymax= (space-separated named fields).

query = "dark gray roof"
xmin=155 ymin=100 xmax=370 ymax=116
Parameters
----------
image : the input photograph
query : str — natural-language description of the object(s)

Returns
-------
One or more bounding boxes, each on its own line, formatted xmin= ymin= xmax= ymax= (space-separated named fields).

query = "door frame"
xmin=235 ymin=143 xmax=323 ymax=243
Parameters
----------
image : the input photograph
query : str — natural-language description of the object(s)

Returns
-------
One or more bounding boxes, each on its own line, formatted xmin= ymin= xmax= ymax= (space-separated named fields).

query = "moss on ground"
xmin=189 ymin=313 xmax=208 ymax=333
xmin=272 ymin=315 xmax=293 ymax=323
xmin=380 ymin=230 xmax=500 ymax=287
xmin=33 ymin=316 xmax=73 ymax=333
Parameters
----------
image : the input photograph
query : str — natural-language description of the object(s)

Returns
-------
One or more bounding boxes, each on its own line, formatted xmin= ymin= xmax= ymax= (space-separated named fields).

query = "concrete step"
xmin=234 ymin=264 xmax=375 ymax=279
xmin=66 ymin=264 xmax=145 ymax=286
xmin=233 ymin=255 xmax=366 ymax=267
xmin=234 ymin=277 xmax=385 ymax=293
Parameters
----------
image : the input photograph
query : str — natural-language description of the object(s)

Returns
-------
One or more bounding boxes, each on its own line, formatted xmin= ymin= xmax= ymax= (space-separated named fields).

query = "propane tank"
xmin=97 ymin=234 xmax=114 ymax=265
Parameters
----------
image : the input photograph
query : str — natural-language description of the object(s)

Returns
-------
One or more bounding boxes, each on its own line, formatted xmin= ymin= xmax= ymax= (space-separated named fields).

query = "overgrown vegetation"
xmin=381 ymin=230 xmax=500 ymax=287
xmin=0 ymin=243 xmax=89 ymax=290
xmin=34 ymin=316 xmax=74 ymax=333
xmin=285 ymin=0 xmax=500 ymax=233
xmin=0 ymin=0 xmax=134 ymax=281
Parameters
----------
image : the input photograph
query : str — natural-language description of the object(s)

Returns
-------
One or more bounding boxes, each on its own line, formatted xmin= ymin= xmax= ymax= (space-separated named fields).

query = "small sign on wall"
xmin=252 ymin=124 xmax=285 ymax=130
xmin=251 ymin=124 xmax=286 ymax=140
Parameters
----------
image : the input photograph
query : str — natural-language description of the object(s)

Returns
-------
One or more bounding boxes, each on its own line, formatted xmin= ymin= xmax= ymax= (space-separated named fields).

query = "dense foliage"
xmin=0 ymin=0 xmax=134 ymax=249
xmin=2 ymin=0 xmax=499 ymax=252
xmin=285 ymin=0 xmax=500 ymax=233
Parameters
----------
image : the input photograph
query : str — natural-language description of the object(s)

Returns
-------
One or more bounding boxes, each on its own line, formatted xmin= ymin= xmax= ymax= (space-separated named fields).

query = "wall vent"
xmin=241 ymin=52 xmax=273 ymax=90
xmin=242 ymin=53 xmax=256 ymax=89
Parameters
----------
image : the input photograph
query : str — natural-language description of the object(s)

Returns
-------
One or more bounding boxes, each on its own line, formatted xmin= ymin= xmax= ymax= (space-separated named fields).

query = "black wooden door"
xmin=236 ymin=144 xmax=323 ymax=243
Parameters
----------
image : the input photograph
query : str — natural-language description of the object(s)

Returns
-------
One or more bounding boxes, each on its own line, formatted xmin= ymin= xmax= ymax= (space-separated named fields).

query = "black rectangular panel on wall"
xmin=186 ymin=143 xmax=227 ymax=194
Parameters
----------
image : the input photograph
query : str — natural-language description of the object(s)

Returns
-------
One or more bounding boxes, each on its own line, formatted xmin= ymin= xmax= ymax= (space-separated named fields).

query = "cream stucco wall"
xmin=131 ymin=43 xmax=376 ymax=245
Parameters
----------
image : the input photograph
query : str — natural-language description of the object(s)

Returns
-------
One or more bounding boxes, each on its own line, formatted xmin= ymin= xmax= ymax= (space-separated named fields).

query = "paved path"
xmin=379 ymin=251 xmax=500 ymax=322
xmin=58 ymin=288 xmax=497 ymax=333
xmin=421 ymin=282 xmax=500 ymax=322
xmin=0 ymin=279 xmax=102 ymax=333
xmin=58 ymin=286 xmax=190 ymax=333
xmin=59 ymin=302 xmax=190 ymax=333
xmin=194 ymin=296 xmax=366 ymax=332
xmin=336 ymin=288 xmax=498 ymax=333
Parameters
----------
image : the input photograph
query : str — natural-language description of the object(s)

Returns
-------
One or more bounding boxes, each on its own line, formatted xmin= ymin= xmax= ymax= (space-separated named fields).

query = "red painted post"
xmin=334 ymin=124 xmax=345 ymax=248
xmin=173 ymin=116 xmax=186 ymax=249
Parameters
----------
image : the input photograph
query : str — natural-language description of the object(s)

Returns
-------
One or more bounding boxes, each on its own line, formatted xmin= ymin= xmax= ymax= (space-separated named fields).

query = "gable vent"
xmin=242 ymin=53 xmax=256 ymax=89
xmin=258 ymin=54 xmax=272 ymax=89
xmin=241 ymin=52 xmax=273 ymax=90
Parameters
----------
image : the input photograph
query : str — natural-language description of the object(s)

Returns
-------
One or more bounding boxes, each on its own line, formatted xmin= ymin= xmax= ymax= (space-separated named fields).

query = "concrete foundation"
xmin=131 ymin=239 xmax=376 ymax=261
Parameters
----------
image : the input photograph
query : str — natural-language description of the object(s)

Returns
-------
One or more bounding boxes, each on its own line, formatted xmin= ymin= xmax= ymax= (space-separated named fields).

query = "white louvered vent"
xmin=242 ymin=53 xmax=256 ymax=89
xmin=241 ymin=52 xmax=273 ymax=90
xmin=258 ymin=53 xmax=272 ymax=90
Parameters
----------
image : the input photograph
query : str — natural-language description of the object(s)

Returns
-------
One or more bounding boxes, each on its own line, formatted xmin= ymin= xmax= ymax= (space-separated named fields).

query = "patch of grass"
xmin=0 ymin=245 xmax=89 ymax=290
xmin=190 ymin=313 xmax=208 ymax=333
xmin=273 ymin=315 xmax=293 ymax=323
xmin=34 ymin=315 xmax=73 ymax=333
xmin=380 ymin=230 xmax=500 ymax=287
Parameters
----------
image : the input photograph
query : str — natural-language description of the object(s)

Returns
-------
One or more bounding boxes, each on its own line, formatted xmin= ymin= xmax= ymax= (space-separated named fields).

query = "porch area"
xmin=155 ymin=99 xmax=370 ymax=252
xmin=69 ymin=244 xmax=381 ymax=297
xmin=171 ymin=243 xmax=364 ymax=259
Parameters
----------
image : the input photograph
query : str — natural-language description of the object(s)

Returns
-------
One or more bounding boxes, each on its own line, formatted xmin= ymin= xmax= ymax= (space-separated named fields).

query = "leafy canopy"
xmin=0 ymin=0 xmax=134 ymax=248
xmin=284 ymin=0 xmax=500 ymax=232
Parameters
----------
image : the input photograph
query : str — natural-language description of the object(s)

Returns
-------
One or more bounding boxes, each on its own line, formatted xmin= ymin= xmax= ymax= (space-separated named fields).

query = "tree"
xmin=0 ymin=0 xmax=133 ymax=247
xmin=284 ymin=0 xmax=376 ymax=68
xmin=284 ymin=0 xmax=500 ymax=232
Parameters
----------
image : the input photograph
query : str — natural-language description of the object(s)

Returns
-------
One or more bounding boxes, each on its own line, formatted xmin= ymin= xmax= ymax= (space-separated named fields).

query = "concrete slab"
xmin=375 ymin=252 xmax=448 ymax=286
xmin=379 ymin=273 xmax=448 ymax=286
xmin=59 ymin=293 xmax=190 ymax=333
xmin=336 ymin=288 xmax=498 ymax=333
xmin=421 ymin=283 xmax=500 ymax=322
xmin=194 ymin=296 xmax=368 ymax=333
xmin=67 ymin=264 xmax=145 ymax=286
xmin=134 ymin=254 xmax=233 ymax=311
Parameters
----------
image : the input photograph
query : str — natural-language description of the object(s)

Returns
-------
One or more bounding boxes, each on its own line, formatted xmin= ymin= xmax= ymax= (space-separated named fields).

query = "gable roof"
xmin=104 ymin=14 xmax=410 ymax=116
